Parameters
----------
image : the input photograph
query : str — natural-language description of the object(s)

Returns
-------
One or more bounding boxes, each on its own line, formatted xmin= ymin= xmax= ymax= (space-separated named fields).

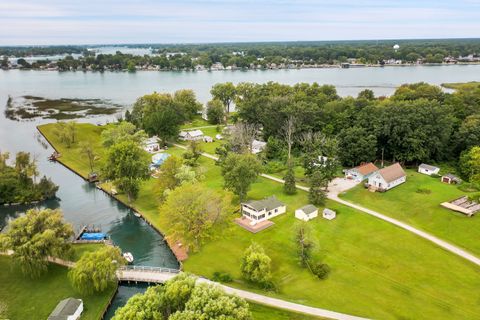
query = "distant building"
xmin=143 ymin=136 xmax=160 ymax=153
xmin=367 ymin=163 xmax=406 ymax=191
xmin=418 ymin=164 xmax=440 ymax=176
xmin=345 ymin=162 xmax=379 ymax=182
xmin=322 ymin=208 xmax=336 ymax=220
xmin=179 ymin=130 xmax=204 ymax=141
xmin=251 ymin=140 xmax=267 ymax=154
xmin=241 ymin=196 xmax=286 ymax=224
xmin=203 ymin=136 xmax=214 ymax=143
xmin=295 ymin=204 xmax=318 ymax=221
xmin=48 ymin=298 xmax=83 ymax=320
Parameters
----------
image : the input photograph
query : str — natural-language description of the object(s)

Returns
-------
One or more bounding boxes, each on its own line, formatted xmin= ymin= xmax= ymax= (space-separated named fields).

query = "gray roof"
xmin=299 ymin=204 xmax=317 ymax=215
xmin=244 ymin=196 xmax=284 ymax=212
xmin=48 ymin=298 xmax=82 ymax=320
xmin=444 ymin=173 xmax=461 ymax=181
xmin=419 ymin=163 xmax=439 ymax=171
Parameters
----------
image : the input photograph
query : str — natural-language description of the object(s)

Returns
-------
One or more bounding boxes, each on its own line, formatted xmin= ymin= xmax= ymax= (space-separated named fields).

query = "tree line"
xmin=5 ymin=38 xmax=480 ymax=71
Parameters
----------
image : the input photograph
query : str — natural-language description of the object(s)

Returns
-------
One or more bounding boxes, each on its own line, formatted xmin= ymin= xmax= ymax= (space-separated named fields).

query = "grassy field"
xmin=38 ymin=123 xmax=480 ymax=320
xmin=250 ymin=303 xmax=322 ymax=320
xmin=341 ymin=170 xmax=480 ymax=256
xmin=0 ymin=256 xmax=116 ymax=320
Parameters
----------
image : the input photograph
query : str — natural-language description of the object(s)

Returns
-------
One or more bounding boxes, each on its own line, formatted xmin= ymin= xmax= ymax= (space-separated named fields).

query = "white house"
xmin=203 ymin=136 xmax=214 ymax=143
xmin=48 ymin=298 xmax=83 ymax=320
xmin=322 ymin=208 xmax=336 ymax=220
xmin=251 ymin=140 xmax=267 ymax=154
xmin=345 ymin=162 xmax=379 ymax=182
xmin=295 ymin=204 xmax=318 ymax=221
xmin=418 ymin=164 xmax=440 ymax=176
xmin=241 ymin=196 xmax=286 ymax=224
xmin=367 ymin=163 xmax=406 ymax=191
xmin=143 ymin=136 xmax=160 ymax=153
xmin=179 ymin=130 xmax=204 ymax=141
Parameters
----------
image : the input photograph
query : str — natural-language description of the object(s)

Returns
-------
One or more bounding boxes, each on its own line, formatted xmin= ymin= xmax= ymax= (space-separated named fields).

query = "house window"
xmin=274 ymin=209 xmax=278 ymax=213
xmin=258 ymin=214 xmax=265 ymax=220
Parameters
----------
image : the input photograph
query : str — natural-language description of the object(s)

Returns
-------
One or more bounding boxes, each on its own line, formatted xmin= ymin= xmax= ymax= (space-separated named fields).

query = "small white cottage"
xmin=295 ymin=205 xmax=318 ymax=221
xmin=251 ymin=140 xmax=267 ymax=154
xmin=241 ymin=196 xmax=286 ymax=224
xmin=179 ymin=130 xmax=204 ymax=141
xmin=367 ymin=163 xmax=406 ymax=191
xmin=322 ymin=208 xmax=336 ymax=220
xmin=418 ymin=164 xmax=440 ymax=176
xmin=203 ymin=136 xmax=214 ymax=143
xmin=345 ymin=162 xmax=379 ymax=182
xmin=143 ymin=136 xmax=160 ymax=153
xmin=48 ymin=298 xmax=83 ymax=320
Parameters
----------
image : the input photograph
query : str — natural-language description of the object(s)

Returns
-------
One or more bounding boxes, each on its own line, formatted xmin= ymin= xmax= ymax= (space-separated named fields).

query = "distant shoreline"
xmin=2 ymin=62 xmax=480 ymax=73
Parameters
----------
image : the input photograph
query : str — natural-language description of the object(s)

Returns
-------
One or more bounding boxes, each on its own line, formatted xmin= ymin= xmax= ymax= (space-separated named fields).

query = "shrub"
xmin=458 ymin=182 xmax=480 ymax=192
xmin=263 ymin=161 xmax=287 ymax=174
xmin=212 ymin=271 xmax=233 ymax=283
xmin=416 ymin=188 xmax=432 ymax=194
xmin=312 ymin=263 xmax=330 ymax=280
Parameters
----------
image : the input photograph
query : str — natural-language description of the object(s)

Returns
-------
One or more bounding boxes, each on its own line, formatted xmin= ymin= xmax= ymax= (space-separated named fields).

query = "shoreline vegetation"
xmin=37 ymin=122 xmax=480 ymax=320
xmin=2 ymin=39 xmax=480 ymax=72
xmin=5 ymin=95 xmax=123 ymax=121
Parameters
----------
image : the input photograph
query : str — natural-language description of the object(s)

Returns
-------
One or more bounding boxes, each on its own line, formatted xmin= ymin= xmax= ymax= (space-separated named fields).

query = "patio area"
xmin=235 ymin=217 xmax=274 ymax=233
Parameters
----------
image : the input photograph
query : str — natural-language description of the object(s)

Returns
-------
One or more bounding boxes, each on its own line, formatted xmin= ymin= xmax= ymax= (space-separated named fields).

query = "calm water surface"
xmin=0 ymin=65 xmax=478 ymax=316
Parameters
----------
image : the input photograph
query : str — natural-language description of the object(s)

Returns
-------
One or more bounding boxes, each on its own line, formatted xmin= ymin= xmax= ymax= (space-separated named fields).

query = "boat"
xmin=134 ymin=212 xmax=141 ymax=218
xmin=123 ymin=252 xmax=134 ymax=264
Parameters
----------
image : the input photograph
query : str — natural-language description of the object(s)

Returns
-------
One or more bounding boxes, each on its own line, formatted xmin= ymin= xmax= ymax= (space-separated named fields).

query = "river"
xmin=0 ymin=65 xmax=479 ymax=317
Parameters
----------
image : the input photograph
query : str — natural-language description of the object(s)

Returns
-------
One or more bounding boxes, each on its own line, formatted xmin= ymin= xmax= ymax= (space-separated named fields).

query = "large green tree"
xmin=206 ymin=99 xmax=225 ymax=124
xmin=338 ymin=126 xmax=377 ymax=166
xmin=0 ymin=208 xmax=73 ymax=278
xmin=170 ymin=283 xmax=251 ymax=320
xmin=210 ymin=82 xmax=236 ymax=121
xmin=159 ymin=183 xmax=233 ymax=251
xmin=101 ymin=121 xmax=147 ymax=148
xmin=221 ymin=153 xmax=262 ymax=202
xmin=240 ymin=242 xmax=272 ymax=287
xmin=69 ymin=246 xmax=124 ymax=295
xmin=102 ymin=140 xmax=150 ymax=202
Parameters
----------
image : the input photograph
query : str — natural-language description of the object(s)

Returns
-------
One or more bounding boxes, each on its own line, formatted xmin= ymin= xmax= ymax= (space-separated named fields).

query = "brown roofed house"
xmin=367 ymin=163 xmax=406 ymax=191
xmin=345 ymin=162 xmax=379 ymax=182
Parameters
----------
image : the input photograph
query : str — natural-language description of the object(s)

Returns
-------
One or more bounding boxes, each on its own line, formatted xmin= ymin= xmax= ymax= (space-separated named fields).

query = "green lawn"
xmin=72 ymin=243 xmax=106 ymax=261
xmin=38 ymin=123 xmax=107 ymax=178
xmin=0 ymin=256 xmax=116 ymax=320
xmin=341 ymin=170 xmax=480 ymax=256
xmin=38 ymin=123 xmax=480 ymax=320
xmin=250 ymin=303 xmax=322 ymax=320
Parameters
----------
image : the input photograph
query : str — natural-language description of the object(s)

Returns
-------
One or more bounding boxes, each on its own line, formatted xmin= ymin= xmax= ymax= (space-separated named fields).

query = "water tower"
xmin=393 ymin=44 xmax=400 ymax=52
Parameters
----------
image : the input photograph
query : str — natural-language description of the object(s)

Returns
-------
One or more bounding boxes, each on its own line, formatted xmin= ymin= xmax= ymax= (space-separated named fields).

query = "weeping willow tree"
xmin=0 ymin=208 xmax=74 ymax=278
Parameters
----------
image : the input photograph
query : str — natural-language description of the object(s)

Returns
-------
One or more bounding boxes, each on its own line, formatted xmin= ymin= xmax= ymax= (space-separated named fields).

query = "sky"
xmin=1 ymin=0 xmax=480 ymax=45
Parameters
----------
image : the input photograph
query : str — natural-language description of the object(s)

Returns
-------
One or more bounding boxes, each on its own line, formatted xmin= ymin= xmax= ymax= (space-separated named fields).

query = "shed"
xmin=203 ymin=136 xmax=214 ymax=143
xmin=322 ymin=208 xmax=336 ymax=220
xmin=48 ymin=298 xmax=83 ymax=320
xmin=418 ymin=164 xmax=440 ymax=176
xmin=441 ymin=174 xmax=461 ymax=184
xmin=295 ymin=205 xmax=318 ymax=221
